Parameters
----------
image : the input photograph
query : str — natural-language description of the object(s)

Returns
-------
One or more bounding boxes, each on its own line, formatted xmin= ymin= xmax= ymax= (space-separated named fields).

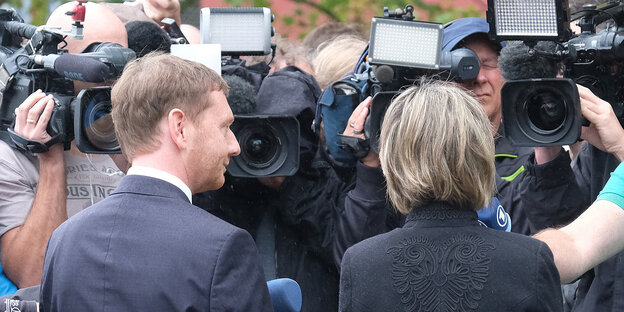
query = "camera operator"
xmin=194 ymin=61 xmax=355 ymax=311
xmin=0 ymin=2 xmax=128 ymax=288
xmin=443 ymin=17 xmax=582 ymax=235
xmin=519 ymin=82 xmax=624 ymax=311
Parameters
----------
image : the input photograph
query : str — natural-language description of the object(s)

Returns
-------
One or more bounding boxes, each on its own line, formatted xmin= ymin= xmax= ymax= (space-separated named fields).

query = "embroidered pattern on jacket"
xmin=387 ymin=234 xmax=495 ymax=312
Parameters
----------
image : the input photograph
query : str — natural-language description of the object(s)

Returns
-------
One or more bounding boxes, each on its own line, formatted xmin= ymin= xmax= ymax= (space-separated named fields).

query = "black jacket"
xmin=518 ymin=143 xmax=622 ymax=311
xmin=494 ymin=132 xmax=535 ymax=234
xmin=194 ymin=157 xmax=351 ymax=312
xmin=339 ymin=201 xmax=563 ymax=312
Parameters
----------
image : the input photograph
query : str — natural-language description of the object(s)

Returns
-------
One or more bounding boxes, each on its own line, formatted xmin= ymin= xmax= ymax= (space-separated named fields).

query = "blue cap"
xmin=442 ymin=17 xmax=492 ymax=52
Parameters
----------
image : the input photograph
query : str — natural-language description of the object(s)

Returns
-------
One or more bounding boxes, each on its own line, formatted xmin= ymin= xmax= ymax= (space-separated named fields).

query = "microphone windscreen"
xmin=266 ymin=278 xmax=302 ymax=312
xmin=125 ymin=21 xmax=171 ymax=58
xmin=223 ymin=75 xmax=256 ymax=114
xmin=54 ymin=54 xmax=111 ymax=83
xmin=499 ymin=41 xmax=560 ymax=81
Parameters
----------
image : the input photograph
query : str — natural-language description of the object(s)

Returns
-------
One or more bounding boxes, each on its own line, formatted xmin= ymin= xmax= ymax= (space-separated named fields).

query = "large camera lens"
xmin=228 ymin=116 xmax=299 ymax=177
xmin=241 ymin=129 xmax=279 ymax=167
xmin=525 ymin=91 xmax=566 ymax=133
xmin=83 ymin=91 xmax=118 ymax=151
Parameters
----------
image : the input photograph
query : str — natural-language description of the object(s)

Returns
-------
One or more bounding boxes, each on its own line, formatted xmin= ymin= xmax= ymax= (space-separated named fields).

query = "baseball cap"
xmin=442 ymin=17 xmax=501 ymax=52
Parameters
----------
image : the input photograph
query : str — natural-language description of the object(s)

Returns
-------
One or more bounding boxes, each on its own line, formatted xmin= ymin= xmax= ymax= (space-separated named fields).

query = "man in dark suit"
xmin=40 ymin=53 xmax=273 ymax=311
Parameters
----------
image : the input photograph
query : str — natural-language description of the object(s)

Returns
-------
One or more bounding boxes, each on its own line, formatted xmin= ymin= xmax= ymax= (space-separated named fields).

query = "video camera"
xmin=314 ymin=5 xmax=481 ymax=167
xmin=0 ymin=4 xmax=135 ymax=154
xmin=197 ymin=7 xmax=301 ymax=178
xmin=488 ymin=0 xmax=624 ymax=146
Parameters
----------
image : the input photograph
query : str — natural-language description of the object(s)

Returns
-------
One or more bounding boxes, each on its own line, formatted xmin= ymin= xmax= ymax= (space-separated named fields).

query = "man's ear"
xmin=167 ymin=108 xmax=189 ymax=150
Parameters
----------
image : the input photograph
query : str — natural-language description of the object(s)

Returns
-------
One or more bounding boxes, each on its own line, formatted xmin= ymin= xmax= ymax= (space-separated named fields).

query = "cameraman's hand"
xmin=578 ymin=85 xmax=624 ymax=161
xmin=14 ymin=90 xmax=55 ymax=143
xmin=343 ymin=97 xmax=380 ymax=168
xmin=142 ymin=0 xmax=181 ymax=26
xmin=13 ymin=90 xmax=62 ymax=159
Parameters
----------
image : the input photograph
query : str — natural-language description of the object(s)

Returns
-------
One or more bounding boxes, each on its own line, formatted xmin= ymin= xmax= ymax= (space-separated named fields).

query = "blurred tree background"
xmin=215 ymin=0 xmax=484 ymax=39
xmin=0 ymin=0 xmax=484 ymax=39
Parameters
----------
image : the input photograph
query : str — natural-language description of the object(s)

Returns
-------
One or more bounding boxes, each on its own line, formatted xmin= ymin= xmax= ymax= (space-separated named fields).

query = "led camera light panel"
xmin=491 ymin=0 xmax=561 ymax=39
xmin=369 ymin=19 xmax=443 ymax=69
xmin=201 ymin=7 xmax=272 ymax=55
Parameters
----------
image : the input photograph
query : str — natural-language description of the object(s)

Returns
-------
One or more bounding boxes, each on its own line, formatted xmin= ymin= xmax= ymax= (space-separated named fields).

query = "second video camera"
xmin=488 ymin=0 xmax=624 ymax=146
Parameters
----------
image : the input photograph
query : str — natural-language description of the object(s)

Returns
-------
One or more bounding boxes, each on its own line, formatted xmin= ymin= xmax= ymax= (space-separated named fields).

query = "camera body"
xmin=490 ymin=0 xmax=624 ymax=146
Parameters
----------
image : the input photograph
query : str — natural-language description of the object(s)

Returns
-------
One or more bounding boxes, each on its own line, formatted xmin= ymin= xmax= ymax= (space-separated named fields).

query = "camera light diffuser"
xmin=369 ymin=18 xmax=442 ymax=69
xmin=492 ymin=0 xmax=559 ymax=38
xmin=200 ymin=8 xmax=273 ymax=55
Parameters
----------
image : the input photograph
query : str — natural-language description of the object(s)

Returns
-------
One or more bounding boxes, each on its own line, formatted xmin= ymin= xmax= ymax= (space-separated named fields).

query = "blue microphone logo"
xmin=477 ymin=197 xmax=511 ymax=232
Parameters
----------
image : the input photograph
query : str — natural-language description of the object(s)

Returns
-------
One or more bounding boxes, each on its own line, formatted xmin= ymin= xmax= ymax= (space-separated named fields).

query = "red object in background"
xmin=69 ymin=0 xmax=87 ymax=22
xmin=200 ymin=0 xmax=486 ymax=40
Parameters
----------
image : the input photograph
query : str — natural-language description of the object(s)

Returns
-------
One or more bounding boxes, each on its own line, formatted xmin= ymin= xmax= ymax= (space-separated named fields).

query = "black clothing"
xmin=494 ymin=131 xmax=534 ymax=234
xmin=339 ymin=201 xmax=563 ymax=312
xmin=332 ymin=162 xmax=402 ymax=268
xmin=194 ymin=158 xmax=351 ymax=312
xmin=519 ymin=143 xmax=621 ymax=311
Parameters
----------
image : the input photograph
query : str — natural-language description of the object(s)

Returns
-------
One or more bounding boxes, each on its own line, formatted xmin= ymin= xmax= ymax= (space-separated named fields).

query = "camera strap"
xmin=8 ymin=128 xmax=61 ymax=154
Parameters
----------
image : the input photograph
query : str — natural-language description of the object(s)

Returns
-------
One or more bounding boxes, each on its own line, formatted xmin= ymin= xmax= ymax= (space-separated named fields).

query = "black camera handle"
xmin=7 ymin=128 xmax=62 ymax=154
xmin=338 ymin=134 xmax=370 ymax=159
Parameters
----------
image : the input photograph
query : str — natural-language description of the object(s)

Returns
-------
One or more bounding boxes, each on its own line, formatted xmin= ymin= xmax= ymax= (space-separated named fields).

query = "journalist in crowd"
xmin=0 ymin=2 xmax=128 ymax=290
xmin=524 ymin=83 xmax=624 ymax=311
xmin=40 ymin=52 xmax=272 ymax=311
xmin=194 ymin=40 xmax=359 ymax=310
xmin=338 ymin=79 xmax=562 ymax=311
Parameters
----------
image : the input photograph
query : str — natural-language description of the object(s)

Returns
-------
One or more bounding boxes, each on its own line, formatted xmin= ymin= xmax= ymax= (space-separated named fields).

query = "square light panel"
xmin=369 ymin=18 xmax=443 ymax=69
xmin=487 ymin=0 xmax=571 ymax=41
xmin=200 ymin=7 xmax=273 ymax=56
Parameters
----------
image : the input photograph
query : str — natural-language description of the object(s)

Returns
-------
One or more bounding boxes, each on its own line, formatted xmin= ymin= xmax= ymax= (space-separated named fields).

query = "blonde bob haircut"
xmin=379 ymin=79 xmax=495 ymax=214
xmin=312 ymin=35 xmax=368 ymax=90
xmin=111 ymin=52 xmax=228 ymax=161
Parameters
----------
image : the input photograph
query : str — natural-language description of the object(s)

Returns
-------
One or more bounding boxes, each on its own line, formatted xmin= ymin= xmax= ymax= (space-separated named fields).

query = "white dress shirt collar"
xmin=126 ymin=166 xmax=192 ymax=203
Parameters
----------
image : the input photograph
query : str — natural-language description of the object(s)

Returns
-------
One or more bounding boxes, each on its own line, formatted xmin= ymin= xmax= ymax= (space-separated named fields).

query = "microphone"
xmin=477 ymin=197 xmax=511 ymax=232
xmin=223 ymin=74 xmax=256 ymax=115
xmin=125 ymin=20 xmax=171 ymax=58
xmin=498 ymin=40 xmax=561 ymax=81
xmin=1 ymin=21 xmax=37 ymax=39
xmin=266 ymin=278 xmax=302 ymax=312
xmin=32 ymin=54 xmax=112 ymax=83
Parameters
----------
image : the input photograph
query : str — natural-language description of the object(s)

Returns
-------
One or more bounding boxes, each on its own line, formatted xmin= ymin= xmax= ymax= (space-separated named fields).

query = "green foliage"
xmin=252 ymin=0 xmax=271 ymax=7
xmin=29 ymin=0 xmax=47 ymax=25
xmin=180 ymin=0 xmax=199 ymax=13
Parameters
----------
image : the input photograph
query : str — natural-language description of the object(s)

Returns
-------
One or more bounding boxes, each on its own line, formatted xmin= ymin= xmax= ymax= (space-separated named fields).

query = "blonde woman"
xmin=338 ymin=80 xmax=562 ymax=311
